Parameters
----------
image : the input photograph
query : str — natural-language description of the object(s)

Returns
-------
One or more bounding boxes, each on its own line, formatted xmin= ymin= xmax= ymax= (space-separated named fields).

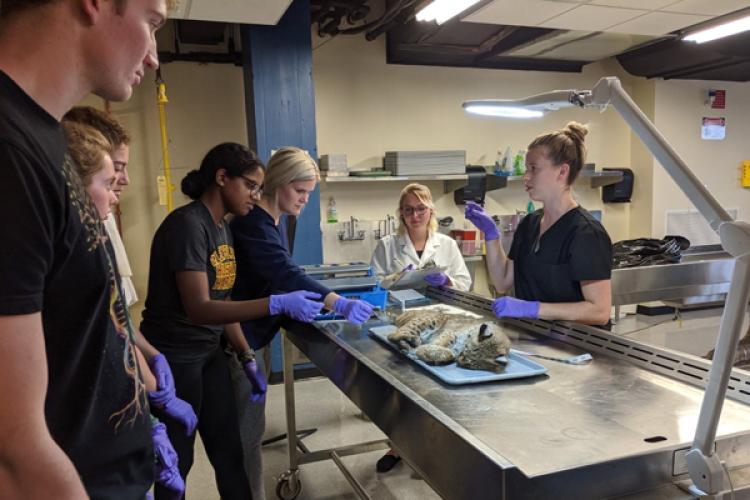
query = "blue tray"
xmin=369 ymin=325 xmax=548 ymax=385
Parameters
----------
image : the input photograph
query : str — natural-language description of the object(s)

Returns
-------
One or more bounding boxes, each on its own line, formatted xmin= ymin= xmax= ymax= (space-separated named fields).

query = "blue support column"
xmin=240 ymin=0 xmax=322 ymax=374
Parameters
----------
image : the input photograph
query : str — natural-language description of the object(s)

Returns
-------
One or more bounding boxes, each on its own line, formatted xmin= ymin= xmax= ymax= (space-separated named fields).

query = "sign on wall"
xmin=707 ymin=89 xmax=726 ymax=109
xmin=701 ymin=117 xmax=726 ymax=141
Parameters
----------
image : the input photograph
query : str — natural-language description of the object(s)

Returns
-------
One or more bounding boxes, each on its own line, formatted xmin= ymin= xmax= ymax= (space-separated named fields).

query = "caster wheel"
xmin=276 ymin=471 xmax=302 ymax=500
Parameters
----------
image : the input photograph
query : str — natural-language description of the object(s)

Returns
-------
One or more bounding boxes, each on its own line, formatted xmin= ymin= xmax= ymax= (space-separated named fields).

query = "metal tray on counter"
xmin=369 ymin=324 xmax=548 ymax=385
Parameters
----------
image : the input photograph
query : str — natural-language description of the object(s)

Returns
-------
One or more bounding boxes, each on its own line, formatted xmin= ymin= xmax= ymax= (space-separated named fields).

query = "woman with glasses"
xmin=229 ymin=146 xmax=375 ymax=499
xmin=371 ymin=182 xmax=471 ymax=293
xmin=369 ymin=182 xmax=471 ymax=472
xmin=465 ymin=122 xmax=612 ymax=326
xmin=141 ymin=143 xmax=325 ymax=499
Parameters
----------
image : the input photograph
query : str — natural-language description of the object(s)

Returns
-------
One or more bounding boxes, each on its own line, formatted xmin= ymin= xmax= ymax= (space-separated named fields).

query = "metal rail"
xmin=427 ymin=287 xmax=750 ymax=405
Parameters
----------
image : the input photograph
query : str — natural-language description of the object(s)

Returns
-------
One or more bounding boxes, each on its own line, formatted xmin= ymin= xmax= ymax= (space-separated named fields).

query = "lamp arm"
xmin=585 ymin=76 xmax=749 ymax=495
xmin=686 ymin=246 xmax=750 ymax=494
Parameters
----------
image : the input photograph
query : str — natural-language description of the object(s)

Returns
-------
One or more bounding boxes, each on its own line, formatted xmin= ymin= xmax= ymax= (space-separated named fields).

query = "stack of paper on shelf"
xmin=320 ymin=154 xmax=349 ymax=177
xmin=384 ymin=150 xmax=466 ymax=176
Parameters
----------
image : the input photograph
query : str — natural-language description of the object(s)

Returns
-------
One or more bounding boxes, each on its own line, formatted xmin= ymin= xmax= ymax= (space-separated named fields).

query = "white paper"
xmin=382 ymin=266 xmax=446 ymax=290
xmin=389 ymin=289 xmax=427 ymax=302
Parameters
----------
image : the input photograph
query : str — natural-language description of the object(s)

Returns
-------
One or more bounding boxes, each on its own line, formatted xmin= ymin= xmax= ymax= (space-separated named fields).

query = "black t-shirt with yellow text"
xmin=141 ymin=201 xmax=237 ymax=362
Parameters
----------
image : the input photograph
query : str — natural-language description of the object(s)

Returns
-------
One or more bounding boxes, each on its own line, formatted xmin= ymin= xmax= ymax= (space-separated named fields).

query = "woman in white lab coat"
xmin=371 ymin=183 xmax=471 ymax=292
xmin=370 ymin=183 xmax=471 ymax=473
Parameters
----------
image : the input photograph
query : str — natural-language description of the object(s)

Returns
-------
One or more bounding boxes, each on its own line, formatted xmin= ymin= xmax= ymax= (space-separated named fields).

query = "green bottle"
xmin=512 ymin=149 xmax=525 ymax=176
xmin=327 ymin=197 xmax=338 ymax=223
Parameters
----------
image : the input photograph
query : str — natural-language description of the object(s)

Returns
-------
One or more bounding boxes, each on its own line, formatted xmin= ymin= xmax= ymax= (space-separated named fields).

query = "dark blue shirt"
xmin=231 ymin=205 xmax=330 ymax=348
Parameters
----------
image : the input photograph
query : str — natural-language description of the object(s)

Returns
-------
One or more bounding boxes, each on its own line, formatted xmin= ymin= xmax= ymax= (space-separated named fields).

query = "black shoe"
xmin=376 ymin=453 xmax=401 ymax=473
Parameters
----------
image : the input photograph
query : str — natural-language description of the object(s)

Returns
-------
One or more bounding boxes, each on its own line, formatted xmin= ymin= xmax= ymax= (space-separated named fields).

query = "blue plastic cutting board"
xmin=369 ymin=325 xmax=548 ymax=385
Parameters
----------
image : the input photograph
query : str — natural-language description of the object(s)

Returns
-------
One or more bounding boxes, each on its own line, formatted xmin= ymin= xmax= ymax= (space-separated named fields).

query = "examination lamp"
xmin=463 ymin=76 xmax=750 ymax=497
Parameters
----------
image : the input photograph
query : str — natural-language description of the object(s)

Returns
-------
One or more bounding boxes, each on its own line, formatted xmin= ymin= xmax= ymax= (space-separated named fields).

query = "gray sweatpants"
xmin=227 ymin=351 xmax=267 ymax=500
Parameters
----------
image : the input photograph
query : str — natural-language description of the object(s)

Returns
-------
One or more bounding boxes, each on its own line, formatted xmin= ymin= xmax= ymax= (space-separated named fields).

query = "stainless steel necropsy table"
xmin=274 ymin=288 xmax=750 ymax=499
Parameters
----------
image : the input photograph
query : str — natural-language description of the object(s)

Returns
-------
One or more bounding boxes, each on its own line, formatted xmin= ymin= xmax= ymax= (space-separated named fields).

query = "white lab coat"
xmin=370 ymin=232 xmax=472 ymax=291
xmin=104 ymin=215 xmax=138 ymax=307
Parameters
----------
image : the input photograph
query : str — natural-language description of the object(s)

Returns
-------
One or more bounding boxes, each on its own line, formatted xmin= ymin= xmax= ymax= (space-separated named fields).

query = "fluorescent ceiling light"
xmin=416 ymin=0 xmax=481 ymax=25
xmin=683 ymin=14 xmax=750 ymax=44
xmin=463 ymin=104 xmax=544 ymax=119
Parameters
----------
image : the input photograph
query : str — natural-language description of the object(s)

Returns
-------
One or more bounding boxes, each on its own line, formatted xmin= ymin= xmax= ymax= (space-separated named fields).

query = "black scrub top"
xmin=509 ymin=206 xmax=612 ymax=303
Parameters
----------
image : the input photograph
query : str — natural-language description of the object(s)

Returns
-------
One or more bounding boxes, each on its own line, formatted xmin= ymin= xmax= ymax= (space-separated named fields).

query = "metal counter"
xmin=283 ymin=290 xmax=750 ymax=499
xmin=611 ymin=245 xmax=733 ymax=306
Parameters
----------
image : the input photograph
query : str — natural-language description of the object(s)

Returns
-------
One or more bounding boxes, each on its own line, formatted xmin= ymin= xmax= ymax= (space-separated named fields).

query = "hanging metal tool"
xmin=156 ymin=68 xmax=175 ymax=212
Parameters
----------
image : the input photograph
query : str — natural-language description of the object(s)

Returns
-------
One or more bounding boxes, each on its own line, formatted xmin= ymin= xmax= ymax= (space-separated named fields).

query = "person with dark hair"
xmin=466 ymin=122 xmax=612 ymax=326
xmin=140 ymin=142 xmax=324 ymax=499
xmin=0 ymin=0 xmax=171 ymax=498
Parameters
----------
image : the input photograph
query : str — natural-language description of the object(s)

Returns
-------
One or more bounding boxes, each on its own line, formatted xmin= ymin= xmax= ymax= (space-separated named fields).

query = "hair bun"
xmin=181 ymin=169 xmax=208 ymax=200
xmin=564 ymin=121 xmax=588 ymax=143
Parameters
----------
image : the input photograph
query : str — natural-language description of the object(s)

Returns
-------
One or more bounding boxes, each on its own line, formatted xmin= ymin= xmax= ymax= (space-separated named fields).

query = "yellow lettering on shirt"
xmin=210 ymin=244 xmax=236 ymax=291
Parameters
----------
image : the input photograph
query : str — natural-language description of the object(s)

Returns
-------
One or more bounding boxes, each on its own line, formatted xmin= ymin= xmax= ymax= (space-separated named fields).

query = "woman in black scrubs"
xmin=466 ymin=122 xmax=612 ymax=325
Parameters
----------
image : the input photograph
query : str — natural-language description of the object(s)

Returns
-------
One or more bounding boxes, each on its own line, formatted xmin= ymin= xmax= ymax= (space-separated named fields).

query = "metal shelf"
xmin=322 ymin=173 xmax=468 ymax=183
xmin=499 ymin=170 xmax=624 ymax=188
xmin=321 ymin=170 xmax=623 ymax=193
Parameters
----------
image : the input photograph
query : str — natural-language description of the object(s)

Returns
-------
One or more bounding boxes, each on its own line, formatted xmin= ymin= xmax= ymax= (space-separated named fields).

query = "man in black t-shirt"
xmin=0 ymin=0 xmax=170 ymax=498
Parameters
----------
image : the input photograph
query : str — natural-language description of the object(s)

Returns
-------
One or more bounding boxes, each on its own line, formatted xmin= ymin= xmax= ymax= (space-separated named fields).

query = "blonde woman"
xmin=63 ymin=121 xmax=187 ymax=498
xmin=369 ymin=183 xmax=471 ymax=473
xmin=230 ymin=146 xmax=374 ymax=499
xmin=371 ymin=183 xmax=471 ymax=291
xmin=465 ymin=122 xmax=612 ymax=325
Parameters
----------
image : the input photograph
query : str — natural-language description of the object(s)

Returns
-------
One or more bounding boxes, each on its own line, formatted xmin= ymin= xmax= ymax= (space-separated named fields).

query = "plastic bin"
xmin=314 ymin=284 xmax=388 ymax=321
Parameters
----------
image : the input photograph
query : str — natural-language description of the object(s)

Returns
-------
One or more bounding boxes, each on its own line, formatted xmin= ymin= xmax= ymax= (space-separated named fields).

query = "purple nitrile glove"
xmin=242 ymin=359 xmax=267 ymax=403
xmin=152 ymin=421 xmax=185 ymax=500
xmin=424 ymin=272 xmax=450 ymax=287
xmin=492 ymin=296 xmax=540 ymax=319
xmin=334 ymin=297 xmax=374 ymax=325
xmin=269 ymin=290 xmax=324 ymax=322
xmin=465 ymin=201 xmax=499 ymax=241
xmin=148 ymin=354 xmax=197 ymax=436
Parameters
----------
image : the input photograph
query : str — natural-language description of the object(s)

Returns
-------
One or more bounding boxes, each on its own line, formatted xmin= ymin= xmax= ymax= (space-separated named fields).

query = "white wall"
xmin=313 ymin=35 xmax=636 ymax=249
xmin=650 ymin=79 xmax=750 ymax=239
xmin=84 ymin=62 xmax=248 ymax=320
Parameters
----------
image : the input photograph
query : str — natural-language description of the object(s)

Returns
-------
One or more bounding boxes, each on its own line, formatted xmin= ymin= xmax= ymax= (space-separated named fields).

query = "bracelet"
xmin=237 ymin=348 xmax=256 ymax=363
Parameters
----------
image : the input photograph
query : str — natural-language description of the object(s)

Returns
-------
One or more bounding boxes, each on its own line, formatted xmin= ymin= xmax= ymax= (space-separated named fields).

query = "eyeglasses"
xmin=401 ymin=205 xmax=429 ymax=216
xmin=240 ymin=175 xmax=263 ymax=195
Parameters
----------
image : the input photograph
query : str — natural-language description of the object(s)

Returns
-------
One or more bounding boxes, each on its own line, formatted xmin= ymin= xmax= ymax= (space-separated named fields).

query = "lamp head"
xmin=462 ymin=90 xmax=591 ymax=119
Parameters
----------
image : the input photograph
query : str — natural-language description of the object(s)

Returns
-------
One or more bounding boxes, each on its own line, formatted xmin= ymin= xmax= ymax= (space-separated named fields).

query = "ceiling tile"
xmin=609 ymin=11 xmax=711 ymax=35
xmin=506 ymin=31 xmax=655 ymax=60
xmin=462 ymin=0 xmax=579 ymax=26
xmin=591 ymin=0 xmax=681 ymax=9
xmin=539 ymin=5 xmax=647 ymax=31
xmin=662 ymin=0 xmax=750 ymax=16
xmin=171 ymin=0 xmax=293 ymax=24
